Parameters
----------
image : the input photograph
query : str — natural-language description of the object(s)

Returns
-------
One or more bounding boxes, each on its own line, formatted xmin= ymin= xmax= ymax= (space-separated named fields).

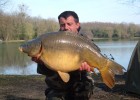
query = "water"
xmin=0 ymin=42 xmax=38 ymax=75
xmin=95 ymin=40 xmax=138 ymax=69
xmin=0 ymin=39 xmax=138 ymax=75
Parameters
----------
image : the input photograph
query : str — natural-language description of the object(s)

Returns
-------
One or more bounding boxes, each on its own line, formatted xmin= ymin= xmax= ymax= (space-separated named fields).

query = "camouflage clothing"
xmin=37 ymin=63 xmax=94 ymax=100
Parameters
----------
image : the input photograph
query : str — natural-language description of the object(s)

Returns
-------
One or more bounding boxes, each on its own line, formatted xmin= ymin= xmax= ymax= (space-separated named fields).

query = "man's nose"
xmin=64 ymin=24 xmax=69 ymax=30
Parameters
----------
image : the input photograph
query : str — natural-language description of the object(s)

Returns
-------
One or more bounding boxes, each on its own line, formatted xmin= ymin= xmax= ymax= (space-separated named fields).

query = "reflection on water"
xmin=0 ymin=63 xmax=37 ymax=75
xmin=0 ymin=42 xmax=38 ymax=75
xmin=0 ymin=39 xmax=139 ymax=75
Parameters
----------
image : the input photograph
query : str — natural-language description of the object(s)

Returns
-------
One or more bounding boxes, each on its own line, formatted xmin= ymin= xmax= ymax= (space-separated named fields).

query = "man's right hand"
xmin=79 ymin=62 xmax=92 ymax=72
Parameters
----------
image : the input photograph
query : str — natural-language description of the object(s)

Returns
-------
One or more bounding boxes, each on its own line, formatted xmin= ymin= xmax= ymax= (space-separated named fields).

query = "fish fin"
xmin=100 ymin=60 xmax=125 ymax=89
xmin=57 ymin=71 xmax=70 ymax=83
xmin=81 ymin=48 xmax=125 ymax=89
xmin=100 ymin=66 xmax=115 ymax=89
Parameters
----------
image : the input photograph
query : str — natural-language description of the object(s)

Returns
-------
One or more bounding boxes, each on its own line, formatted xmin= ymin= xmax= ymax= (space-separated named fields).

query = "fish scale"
xmin=19 ymin=31 xmax=125 ymax=89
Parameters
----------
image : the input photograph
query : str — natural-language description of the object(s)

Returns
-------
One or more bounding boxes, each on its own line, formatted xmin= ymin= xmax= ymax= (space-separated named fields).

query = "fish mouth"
xmin=19 ymin=47 xmax=23 ymax=52
xmin=18 ymin=42 xmax=43 ymax=59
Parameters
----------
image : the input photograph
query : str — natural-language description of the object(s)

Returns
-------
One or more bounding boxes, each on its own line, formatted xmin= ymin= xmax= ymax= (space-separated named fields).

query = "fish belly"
xmin=40 ymin=49 xmax=81 ymax=72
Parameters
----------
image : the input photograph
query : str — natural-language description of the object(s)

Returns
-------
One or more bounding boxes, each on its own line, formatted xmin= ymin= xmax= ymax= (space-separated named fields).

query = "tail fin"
xmin=100 ymin=60 xmax=125 ymax=89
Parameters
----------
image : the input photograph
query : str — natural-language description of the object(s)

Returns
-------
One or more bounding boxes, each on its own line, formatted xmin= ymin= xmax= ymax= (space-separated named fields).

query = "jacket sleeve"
xmin=37 ymin=63 xmax=55 ymax=76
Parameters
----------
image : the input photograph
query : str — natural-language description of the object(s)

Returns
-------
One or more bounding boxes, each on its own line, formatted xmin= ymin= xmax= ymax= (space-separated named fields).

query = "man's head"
xmin=58 ymin=11 xmax=80 ymax=33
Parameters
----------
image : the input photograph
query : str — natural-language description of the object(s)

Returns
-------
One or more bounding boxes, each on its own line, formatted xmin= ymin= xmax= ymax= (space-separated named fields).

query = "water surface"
xmin=0 ymin=39 xmax=138 ymax=75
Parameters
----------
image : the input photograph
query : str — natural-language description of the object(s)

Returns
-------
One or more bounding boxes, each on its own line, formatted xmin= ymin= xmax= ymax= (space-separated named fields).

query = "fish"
xmin=19 ymin=31 xmax=125 ymax=89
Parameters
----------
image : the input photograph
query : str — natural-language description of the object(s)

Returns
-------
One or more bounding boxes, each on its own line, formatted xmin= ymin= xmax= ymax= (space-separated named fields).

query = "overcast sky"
xmin=5 ymin=0 xmax=140 ymax=24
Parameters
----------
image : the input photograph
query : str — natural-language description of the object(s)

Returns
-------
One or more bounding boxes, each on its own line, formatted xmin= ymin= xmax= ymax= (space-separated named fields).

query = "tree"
xmin=122 ymin=0 xmax=140 ymax=11
xmin=0 ymin=0 xmax=9 ymax=10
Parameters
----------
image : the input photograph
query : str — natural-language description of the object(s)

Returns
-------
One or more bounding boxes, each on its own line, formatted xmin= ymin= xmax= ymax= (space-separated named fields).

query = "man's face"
xmin=59 ymin=16 xmax=80 ymax=33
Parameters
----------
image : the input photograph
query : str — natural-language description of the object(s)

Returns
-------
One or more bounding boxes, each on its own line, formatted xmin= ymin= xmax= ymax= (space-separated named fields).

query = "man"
xmin=32 ymin=11 xmax=94 ymax=100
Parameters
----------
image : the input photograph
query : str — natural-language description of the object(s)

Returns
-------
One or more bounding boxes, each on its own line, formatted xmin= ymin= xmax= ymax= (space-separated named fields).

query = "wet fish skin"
xmin=19 ymin=31 xmax=125 ymax=89
xmin=19 ymin=39 xmax=41 ymax=57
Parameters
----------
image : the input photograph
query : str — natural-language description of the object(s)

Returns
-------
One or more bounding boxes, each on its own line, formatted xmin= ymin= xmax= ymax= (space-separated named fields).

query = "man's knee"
xmin=72 ymin=76 xmax=94 ymax=99
xmin=46 ymin=97 xmax=64 ymax=100
xmin=45 ymin=88 xmax=66 ymax=100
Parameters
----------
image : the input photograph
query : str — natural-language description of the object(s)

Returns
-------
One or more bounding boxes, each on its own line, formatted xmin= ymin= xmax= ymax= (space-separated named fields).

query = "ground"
xmin=0 ymin=74 xmax=140 ymax=100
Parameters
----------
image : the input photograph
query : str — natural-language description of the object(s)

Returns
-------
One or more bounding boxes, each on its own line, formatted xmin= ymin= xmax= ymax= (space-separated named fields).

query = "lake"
xmin=0 ymin=39 xmax=139 ymax=75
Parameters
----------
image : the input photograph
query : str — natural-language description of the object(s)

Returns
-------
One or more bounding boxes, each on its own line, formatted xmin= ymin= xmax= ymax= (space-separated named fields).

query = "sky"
xmin=5 ymin=0 xmax=140 ymax=24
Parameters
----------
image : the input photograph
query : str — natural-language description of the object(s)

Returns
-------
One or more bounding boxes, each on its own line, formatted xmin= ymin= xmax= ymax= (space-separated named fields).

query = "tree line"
xmin=0 ymin=4 xmax=140 ymax=41
xmin=81 ymin=22 xmax=140 ymax=39
xmin=0 ymin=9 xmax=59 ymax=41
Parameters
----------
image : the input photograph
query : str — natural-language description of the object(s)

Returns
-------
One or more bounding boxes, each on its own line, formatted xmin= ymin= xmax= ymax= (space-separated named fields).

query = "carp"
xmin=19 ymin=31 xmax=125 ymax=89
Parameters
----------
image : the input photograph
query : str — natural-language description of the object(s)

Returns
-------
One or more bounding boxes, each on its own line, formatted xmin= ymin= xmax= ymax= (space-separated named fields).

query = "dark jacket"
xmin=37 ymin=63 xmax=87 ymax=90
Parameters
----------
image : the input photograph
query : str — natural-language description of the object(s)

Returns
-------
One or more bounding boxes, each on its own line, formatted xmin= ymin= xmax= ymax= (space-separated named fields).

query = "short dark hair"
xmin=58 ymin=11 xmax=80 ymax=31
xmin=58 ymin=11 xmax=79 ymax=23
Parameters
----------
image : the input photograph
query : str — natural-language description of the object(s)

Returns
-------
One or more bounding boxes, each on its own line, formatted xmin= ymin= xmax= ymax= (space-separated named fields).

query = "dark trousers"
xmin=45 ymin=88 xmax=74 ymax=100
xmin=45 ymin=77 xmax=94 ymax=100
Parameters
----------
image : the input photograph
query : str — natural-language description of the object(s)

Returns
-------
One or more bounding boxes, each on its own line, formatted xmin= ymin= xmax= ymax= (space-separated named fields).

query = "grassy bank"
xmin=0 ymin=75 xmax=45 ymax=85
xmin=0 ymin=75 xmax=140 ymax=100
xmin=0 ymin=75 xmax=46 ymax=100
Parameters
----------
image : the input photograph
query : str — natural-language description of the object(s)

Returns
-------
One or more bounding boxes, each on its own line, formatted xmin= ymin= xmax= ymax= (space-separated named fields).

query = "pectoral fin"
xmin=57 ymin=71 xmax=70 ymax=83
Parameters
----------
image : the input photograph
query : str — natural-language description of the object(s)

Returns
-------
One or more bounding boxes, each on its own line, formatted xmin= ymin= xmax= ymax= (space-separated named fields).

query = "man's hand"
xmin=79 ymin=62 xmax=92 ymax=72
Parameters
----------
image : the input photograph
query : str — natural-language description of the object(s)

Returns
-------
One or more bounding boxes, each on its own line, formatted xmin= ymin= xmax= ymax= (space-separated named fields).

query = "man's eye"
xmin=61 ymin=24 xmax=65 ymax=27
xmin=68 ymin=23 xmax=72 ymax=26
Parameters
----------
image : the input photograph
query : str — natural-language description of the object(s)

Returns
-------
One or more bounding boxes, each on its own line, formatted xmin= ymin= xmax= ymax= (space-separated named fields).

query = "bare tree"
xmin=0 ymin=0 xmax=9 ymax=9
xmin=120 ymin=0 xmax=140 ymax=9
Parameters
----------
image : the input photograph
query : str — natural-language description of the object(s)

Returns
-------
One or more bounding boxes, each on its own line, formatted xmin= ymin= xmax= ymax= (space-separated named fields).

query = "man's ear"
xmin=77 ymin=23 xmax=80 ymax=26
xmin=77 ymin=23 xmax=80 ymax=29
